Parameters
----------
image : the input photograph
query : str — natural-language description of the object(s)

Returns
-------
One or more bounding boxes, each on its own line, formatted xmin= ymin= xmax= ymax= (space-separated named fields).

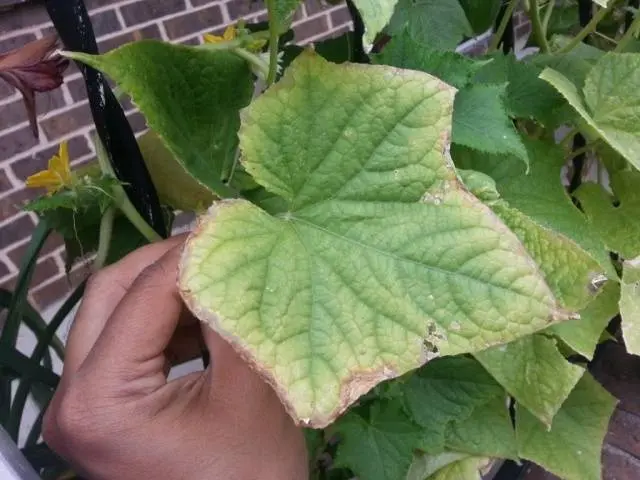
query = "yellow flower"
xmin=25 ymin=140 xmax=74 ymax=194
xmin=203 ymin=25 xmax=237 ymax=44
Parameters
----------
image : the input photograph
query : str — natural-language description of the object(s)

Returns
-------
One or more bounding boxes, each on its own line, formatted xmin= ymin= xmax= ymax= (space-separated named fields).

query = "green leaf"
xmin=374 ymin=28 xmax=488 ymax=89
xmin=452 ymin=84 xmax=528 ymax=165
xmin=352 ymin=0 xmax=400 ymax=44
xmin=460 ymin=150 xmax=614 ymax=360
xmin=549 ymin=281 xmax=620 ymax=360
xmin=25 ymin=178 xmax=147 ymax=270
xmin=473 ymin=54 xmax=564 ymax=126
xmin=429 ymin=456 xmax=487 ymax=480
xmin=456 ymin=169 xmax=501 ymax=204
xmin=138 ymin=131 xmax=215 ymax=211
xmin=331 ymin=402 xmax=422 ymax=480
xmin=401 ymin=357 xmax=505 ymax=453
xmin=304 ymin=428 xmax=325 ymax=475
xmin=25 ymin=176 xmax=121 ymax=219
xmin=490 ymin=201 xmax=603 ymax=311
xmin=458 ymin=0 xmax=502 ymax=35
xmin=541 ymin=54 xmax=640 ymax=171
xmin=407 ymin=452 xmax=470 ymax=480
xmin=575 ymin=170 xmax=640 ymax=259
xmin=388 ymin=0 xmax=473 ymax=51
xmin=516 ymin=373 xmax=617 ymax=480
xmin=533 ymin=41 xmax=604 ymax=88
xmin=453 ymin=139 xmax=614 ymax=280
xmin=68 ymin=41 xmax=254 ymax=197
xmin=620 ymin=257 xmax=640 ymax=356
xmin=474 ymin=335 xmax=585 ymax=426
xmin=268 ymin=0 xmax=303 ymax=33
xmin=461 ymin=161 xmax=605 ymax=311
xmin=445 ymin=396 xmax=517 ymax=459
xmin=179 ymin=52 xmax=567 ymax=427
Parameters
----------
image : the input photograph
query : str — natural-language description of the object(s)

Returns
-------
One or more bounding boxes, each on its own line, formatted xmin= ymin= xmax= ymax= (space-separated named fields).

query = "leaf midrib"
xmin=288 ymin=210 xmax=553 ymax=308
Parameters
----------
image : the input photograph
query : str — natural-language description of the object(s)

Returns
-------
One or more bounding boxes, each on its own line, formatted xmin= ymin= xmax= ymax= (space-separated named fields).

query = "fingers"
xmin=198 ymin=323 xmax=274 ymax=402
xmin=81 ymin=242 xmax=187 ymax=381
xmin=64 ymin=235 xmax=185 ymax=377
xmin=200 ymin=323 xmax=245 ymax=377
xmin=164 ymin=312 xmax=205 ymax=367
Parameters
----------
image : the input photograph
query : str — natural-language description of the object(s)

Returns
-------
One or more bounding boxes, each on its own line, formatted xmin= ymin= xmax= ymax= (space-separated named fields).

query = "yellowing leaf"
xmin=179 ymin=52 xmax=568 ymax=428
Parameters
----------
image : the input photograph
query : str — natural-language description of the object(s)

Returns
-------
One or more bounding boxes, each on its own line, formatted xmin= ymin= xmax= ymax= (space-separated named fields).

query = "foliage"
xmin=6 ymin=0 xmax=640 ymax=479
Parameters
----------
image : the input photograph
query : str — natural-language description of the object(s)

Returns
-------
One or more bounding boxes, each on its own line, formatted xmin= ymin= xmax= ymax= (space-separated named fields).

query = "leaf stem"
xmin=231 ymin=47 xmax=270 ymax=79
xmin=265 ymin=0 xmax=279 ymax=85
xmin=593 ymin=30 xmax=618 ymax=44
xmin=227 ymin=148 xmax=242 ymax=185
xmin=557 ymin=3 xmax=614 ymax=53
xmin=488 ymin=0 xmax=519 ymax=52
xmin=559 ymin=127 xmax=579 ymax=149
xmin=566 ymin=142 xmax=598 ymax=161
xmin=615 ymin=12 xmax=640 ymax=51
xmin=114 ymin=188 xmax=162 ymax=243
xmin=93 ymin=207 xmax=115 ymax=271
xmin=529 ymin=0 xmax=551 ymax=52
xmin=542 ymin=0 xmax=555 ymax=33
xmin=94 ymin=135 xmax=162 ymax=243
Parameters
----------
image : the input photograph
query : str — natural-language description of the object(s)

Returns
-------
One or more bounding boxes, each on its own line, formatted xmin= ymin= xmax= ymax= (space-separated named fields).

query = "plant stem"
xmin=593 ymin=30 xmax=618 ymax=44
xmin=530 ymin=0 xmax=551 ymax=52
xmin=93 ymin=207 xmax=115 ymax=271
xmin=542 ymin=0 xmax=555 ymax=33
xmin=94 ymin=134 xmax=162 ymax=243
xmin=265 ymin=0 xmax=279 ymax=86
xmin=615 ymin=12 xmax=640 ymax=51
xmin=559 ymin=127 xmax=579 ymax=149
xmin=557 ymin=3 xmax=615 ymax=53
xmin=569 ymin=134 xmax=587 ymax=194
xmin=227 ymin=148 xmax=242 ymax=185
xmin=231 ymin=47 xmax=270 ymax=79
xmin=489 ymin=0 xmax=519 ymax=52
xmin=566 ymin=142 xmax=597 ymax=160
xmin=115 ymin=188 xmax=162 ymax=242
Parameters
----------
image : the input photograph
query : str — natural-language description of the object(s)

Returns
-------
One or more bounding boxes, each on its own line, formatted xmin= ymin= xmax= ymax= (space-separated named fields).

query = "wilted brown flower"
xmin=0 ymin=35 xmax=69 ymax=138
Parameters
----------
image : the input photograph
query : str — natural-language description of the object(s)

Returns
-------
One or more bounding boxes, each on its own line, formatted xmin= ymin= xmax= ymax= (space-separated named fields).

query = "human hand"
xmin=43 ymin=236 xmax=308 ymax=480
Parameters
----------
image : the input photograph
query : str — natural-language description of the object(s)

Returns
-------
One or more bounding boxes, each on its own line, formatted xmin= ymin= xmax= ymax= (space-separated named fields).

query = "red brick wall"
xmin=0 ymin=0 xmax=352 ymax=311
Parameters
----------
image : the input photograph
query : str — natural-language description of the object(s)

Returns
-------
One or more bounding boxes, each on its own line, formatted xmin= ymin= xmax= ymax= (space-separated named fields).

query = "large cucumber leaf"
xmin=179 ymin=52 xmax=567 ymax=427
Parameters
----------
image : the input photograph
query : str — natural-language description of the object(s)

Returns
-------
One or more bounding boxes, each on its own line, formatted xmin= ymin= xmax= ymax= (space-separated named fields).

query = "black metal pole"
xmin=44 ymin=0 xmax=167 ymax=237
